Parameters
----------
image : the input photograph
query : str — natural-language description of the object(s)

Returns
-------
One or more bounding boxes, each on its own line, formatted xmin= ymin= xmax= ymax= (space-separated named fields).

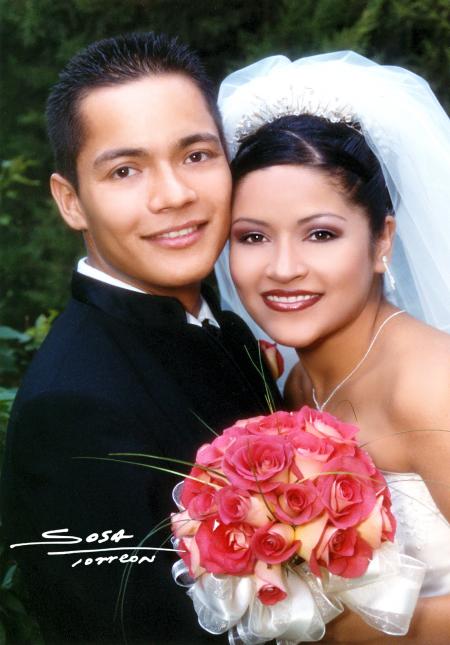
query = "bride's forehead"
xmin=232 ymin=165 xmax=356 ymax=205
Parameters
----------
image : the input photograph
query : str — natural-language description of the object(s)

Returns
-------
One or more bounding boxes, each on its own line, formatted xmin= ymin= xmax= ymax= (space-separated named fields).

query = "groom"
xmin=1 ymin=33 xmax=279 ymax=644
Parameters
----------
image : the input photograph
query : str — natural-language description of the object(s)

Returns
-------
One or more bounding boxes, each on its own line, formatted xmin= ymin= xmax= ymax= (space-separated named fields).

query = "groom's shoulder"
xmin=15 ymin=296 xmax=126 ymax=403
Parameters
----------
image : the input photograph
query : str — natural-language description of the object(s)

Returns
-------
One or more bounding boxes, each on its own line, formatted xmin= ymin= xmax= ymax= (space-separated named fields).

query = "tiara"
xmin=227 ymin=83 xmax=359 ymax=158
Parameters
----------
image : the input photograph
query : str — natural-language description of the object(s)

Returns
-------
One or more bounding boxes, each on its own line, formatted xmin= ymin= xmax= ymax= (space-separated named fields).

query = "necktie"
xmin=201 ymin=318 xmax=221 ymax=339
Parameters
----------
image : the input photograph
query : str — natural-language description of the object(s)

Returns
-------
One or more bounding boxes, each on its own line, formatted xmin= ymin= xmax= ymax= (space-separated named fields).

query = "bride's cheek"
xmin=230 ymin=245 xmax=253 ymax=287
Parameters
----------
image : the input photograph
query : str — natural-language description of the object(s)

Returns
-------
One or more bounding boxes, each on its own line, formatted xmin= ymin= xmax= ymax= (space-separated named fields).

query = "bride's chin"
xmin=257 ymin=325 xmax=316 ymax=351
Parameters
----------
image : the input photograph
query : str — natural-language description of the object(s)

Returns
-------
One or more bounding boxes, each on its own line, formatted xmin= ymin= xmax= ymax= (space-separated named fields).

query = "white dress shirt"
xmin=77 ymin=258 xmax=220 ymax=328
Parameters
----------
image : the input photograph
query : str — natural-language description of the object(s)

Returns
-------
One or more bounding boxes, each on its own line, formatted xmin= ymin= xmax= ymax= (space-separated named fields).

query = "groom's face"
xmin=54 ymin=74 xmax=231 ymax=308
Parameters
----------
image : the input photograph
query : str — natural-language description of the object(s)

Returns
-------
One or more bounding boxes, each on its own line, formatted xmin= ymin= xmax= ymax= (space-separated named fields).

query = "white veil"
xmin=215 ymin=52 xmax=450 ymax=380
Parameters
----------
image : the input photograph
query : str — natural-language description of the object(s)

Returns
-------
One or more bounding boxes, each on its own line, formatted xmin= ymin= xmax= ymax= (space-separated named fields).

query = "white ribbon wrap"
xmin=172 ymin=540 xmax=426 ymax=643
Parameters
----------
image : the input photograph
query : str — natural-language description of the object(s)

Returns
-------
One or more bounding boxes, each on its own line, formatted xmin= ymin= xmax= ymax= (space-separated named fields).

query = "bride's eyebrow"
xmin=232 ymin=214 xmax=347 ymax=226
xmin=232 ymin=217 xmax=267 ymax=226
xmin=300 ymin=213 xmax=347 ymax=224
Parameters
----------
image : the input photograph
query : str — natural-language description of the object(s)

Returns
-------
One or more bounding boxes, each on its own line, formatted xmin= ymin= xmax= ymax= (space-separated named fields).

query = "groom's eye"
xmin=185 ymin=151 xmax=209 ymax=164
xmin=112 ymin=166 xmax=138 ymax=179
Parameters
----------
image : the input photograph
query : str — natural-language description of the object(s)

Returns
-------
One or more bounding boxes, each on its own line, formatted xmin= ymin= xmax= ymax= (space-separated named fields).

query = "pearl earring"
xmin=382 ymin=255 xmax=396 ymax=291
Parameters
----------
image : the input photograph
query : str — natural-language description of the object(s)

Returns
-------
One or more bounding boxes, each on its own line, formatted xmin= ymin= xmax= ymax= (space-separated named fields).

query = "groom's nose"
xmin=147 ymin=164 xmax=197 ymax=212
xmin=265 ymin=241 xmax=308 ymax=282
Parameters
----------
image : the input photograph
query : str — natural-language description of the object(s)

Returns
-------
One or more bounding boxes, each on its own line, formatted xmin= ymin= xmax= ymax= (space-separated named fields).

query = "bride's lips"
xmin=261 ymin=290 xmax=322 ymax=312
xmin=144 ymin=220 xmax=207 ymax=249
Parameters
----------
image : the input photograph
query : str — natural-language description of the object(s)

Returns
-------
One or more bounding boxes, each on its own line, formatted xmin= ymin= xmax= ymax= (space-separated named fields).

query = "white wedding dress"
xmin=383 ymin=472 xmax=450 ymax=597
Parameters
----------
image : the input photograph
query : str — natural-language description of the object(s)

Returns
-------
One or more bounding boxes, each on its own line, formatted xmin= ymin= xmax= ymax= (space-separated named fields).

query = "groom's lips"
xmin=144 ymin=219 xmax=207 ymax=249
xmin=261 ymin=289 xmax=322 ymax=312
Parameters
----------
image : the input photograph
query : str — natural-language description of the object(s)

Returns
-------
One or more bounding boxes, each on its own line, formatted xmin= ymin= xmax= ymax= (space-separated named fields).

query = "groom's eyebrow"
xmin=94 ymin=147 xmax=148 ymax=168
xmin=176 ymin=132 xmax=221 ymax=149
xmin=93 ymin=133 xmax=221 ymax=168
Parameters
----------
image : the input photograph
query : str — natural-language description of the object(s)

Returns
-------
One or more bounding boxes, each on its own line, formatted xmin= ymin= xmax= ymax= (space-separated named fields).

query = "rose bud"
xmin=259 ymin=340 xmax=284 ymax=380
xmin=255 ymin=560 xmax=287 ymax=606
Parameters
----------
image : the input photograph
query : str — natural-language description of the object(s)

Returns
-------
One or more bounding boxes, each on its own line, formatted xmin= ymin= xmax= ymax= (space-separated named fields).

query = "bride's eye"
xmin=239 ymin=232 xmax=268 ymax=244
xmin=308 ymin=229 xmax=336 ymax=242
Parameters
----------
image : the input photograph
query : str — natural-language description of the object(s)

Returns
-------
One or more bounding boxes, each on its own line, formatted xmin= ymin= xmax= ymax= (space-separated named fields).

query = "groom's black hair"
xmin=232 ymin=115 xmax=392 ymax=238
xmin=46 ymin=32 xmax=223 ymax=190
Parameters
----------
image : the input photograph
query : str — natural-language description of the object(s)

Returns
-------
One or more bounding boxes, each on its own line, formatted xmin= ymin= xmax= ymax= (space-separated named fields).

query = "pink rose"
xmin=181 ymin=467 xmax=215 ymax=508
xmin=188 ymin=490 xmax=217 ymax=521
xmin=259 ymin=340 xmax=285 ymax=380
xmin=310 ymin=526 xmax=373 ymax=578
xmin=196 ymin=519 xmax=255 ymax=575
xmin=216 ymin=486 xmax=250 ymax=524
xmin=255 ymin=560 xmax=287 ymax=606
xmin=251 ymin=522 xmax=300 ymax=564
xmin=274 ymin=481 xmax=325 ymax=525
xmin=233 ymin=415 xmax=266 ymax=428
xmin=195 ymin=425 xmax=245 ymax=469
xmin=316 ymin=456 xmax=377 ymax=528
xmin=354 ymin=447 xmax=378 ymax=477
xmin=222 ymin=434 xmax=293 ymax=492
xmin=297 ymin=407 xmax=359 ymax=443
xmin=290 ymin=431 xmax=335 ymax=479
xmin=291 ymin=430 xmax=334 ymax=462
xmin=246 ymin=411 xmax=302 ymax=437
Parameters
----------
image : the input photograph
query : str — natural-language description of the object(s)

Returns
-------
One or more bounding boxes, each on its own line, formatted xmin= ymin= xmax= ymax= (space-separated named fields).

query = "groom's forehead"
xmin=75 ymin=73 xmax=220 ymax=164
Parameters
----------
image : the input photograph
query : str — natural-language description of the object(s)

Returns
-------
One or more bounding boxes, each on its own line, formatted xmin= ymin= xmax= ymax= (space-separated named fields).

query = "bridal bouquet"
xmin=171 ymin=407 xmax=425 ymax=643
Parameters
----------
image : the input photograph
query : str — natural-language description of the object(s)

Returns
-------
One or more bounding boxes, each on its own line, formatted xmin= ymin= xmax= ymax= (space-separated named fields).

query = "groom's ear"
xmin=50 ymin=173 xmax=88 ymax=231
xmin=374 ymin=214 xmax=396 ymax=273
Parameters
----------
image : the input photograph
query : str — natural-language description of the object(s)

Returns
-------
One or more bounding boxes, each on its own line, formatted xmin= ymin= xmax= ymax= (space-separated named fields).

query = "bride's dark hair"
xmin=231 ymin=115 xmax=392 ymax=238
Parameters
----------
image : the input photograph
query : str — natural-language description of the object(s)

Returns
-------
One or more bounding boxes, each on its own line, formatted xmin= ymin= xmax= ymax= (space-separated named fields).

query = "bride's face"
xmin=230 ymin=164 xmax=385 ymax=348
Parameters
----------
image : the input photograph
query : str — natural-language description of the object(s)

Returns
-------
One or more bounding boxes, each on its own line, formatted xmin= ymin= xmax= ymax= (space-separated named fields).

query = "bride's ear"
xmin=374 ymin=214 xmax=396 ymax=274
xmin=50 ymin=173 xmax=88 ymax=231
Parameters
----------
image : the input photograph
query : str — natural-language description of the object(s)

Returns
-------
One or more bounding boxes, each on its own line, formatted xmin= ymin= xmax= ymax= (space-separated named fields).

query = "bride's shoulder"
xmin=388 ymin=314 xmax=450 ymax=435
xmin=392 ymin=314 xmax=450 ymax=380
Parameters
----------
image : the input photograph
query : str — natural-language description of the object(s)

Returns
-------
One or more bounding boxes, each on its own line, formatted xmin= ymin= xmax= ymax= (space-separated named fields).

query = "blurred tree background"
xmin=0 ymin=1 xmax=449 ymax=641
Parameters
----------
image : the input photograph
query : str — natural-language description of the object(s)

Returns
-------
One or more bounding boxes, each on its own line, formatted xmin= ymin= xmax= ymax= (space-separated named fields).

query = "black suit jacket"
xmin=1 ymin=273 xmax=282 ymax=644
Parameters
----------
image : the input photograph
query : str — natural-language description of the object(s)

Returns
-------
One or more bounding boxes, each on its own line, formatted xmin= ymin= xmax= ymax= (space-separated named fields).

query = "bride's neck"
xmin=297 ymin=297 xmax=395 ymax=401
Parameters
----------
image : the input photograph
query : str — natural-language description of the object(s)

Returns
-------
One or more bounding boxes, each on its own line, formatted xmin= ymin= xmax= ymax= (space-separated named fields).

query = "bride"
xmin=216 ymin=53 xmax=450 ymax=642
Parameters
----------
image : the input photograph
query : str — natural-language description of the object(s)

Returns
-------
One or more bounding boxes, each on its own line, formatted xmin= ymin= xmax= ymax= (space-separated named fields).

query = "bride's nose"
xmin=265 ymin=240 xmax=308 ymax=282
